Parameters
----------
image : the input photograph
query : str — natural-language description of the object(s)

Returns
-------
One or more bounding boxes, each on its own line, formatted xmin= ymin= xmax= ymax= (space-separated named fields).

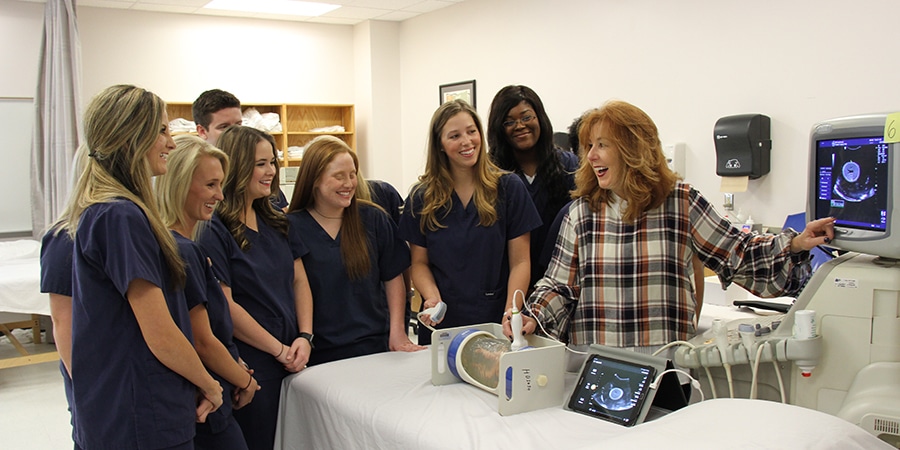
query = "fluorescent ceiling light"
xmin=203 ymin=0 xmax=341 ymax=17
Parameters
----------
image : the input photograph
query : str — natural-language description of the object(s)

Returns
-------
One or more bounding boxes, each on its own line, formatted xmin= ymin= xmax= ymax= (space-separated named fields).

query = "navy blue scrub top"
xmin=198 ymin=212 xmax=303 ymax=380
xmin=40 ymin=228 xmax=73 ymax=296
xmin=175 ymin=232 xmax=241 ymax=433
xmin=398 ymin=173 xmax=541 ymax=329
xmin=539 ymin=199 xmax=575 ymax=273
xmin=39 ymin=228 xmax=75 ymax=423
xmin=367 ymin=179 xmax=403 ymax=224
xmin=287 ymin=205 xmax=410 ymax=364
xmin=71 ymin=200 xmax=195 ymax=450
xmin=521 ymin=149 xmax=578 ymax=284
xmin=271 ymin=187 xmax=289 ymax=210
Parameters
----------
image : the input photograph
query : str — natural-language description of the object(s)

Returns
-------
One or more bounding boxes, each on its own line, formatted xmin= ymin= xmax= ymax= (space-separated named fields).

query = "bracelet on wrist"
xmin=242 ymin=375 xmax=253 ymax=391
xmin=275 ymin=345 xmax=285 ymax=359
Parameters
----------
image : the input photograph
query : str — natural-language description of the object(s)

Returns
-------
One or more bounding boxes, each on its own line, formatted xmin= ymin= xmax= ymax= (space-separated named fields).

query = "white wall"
xmin=0 ymin=0 xmax=43 ymax=234
xmin=4 ymin=0 xmax=900 ymax=232
xmin=397 ymin=0 xmax=900 ymax=226
xmin=352 ymin=20 xmax=403 ymax=189
xmin=0 ymin=0 xmax=42 ymax=97
xmin=78 ymin=7 xmax=355 ymax=104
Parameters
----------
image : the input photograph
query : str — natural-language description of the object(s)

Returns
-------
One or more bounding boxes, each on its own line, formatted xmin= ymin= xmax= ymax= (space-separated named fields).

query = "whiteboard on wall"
xmin=0 ymin=98 xmax=35 ymax=234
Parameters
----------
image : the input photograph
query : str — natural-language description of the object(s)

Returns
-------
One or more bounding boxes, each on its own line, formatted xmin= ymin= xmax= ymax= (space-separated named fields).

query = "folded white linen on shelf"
xmin=168 ymin=118 xmax=196 ymax=133
xmin=308 ymin=125 xmax=344 ymax=133
xmin=243 ymin=107 xmax=283 ymax=133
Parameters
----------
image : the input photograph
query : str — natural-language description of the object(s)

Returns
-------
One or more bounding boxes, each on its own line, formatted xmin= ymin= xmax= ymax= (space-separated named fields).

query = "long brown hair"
xmin=410 ymin=99 xmax=502 ymax=233
xmin=214 ymin=126 xmax=287 ymax=250
xmin=288 ymin=136 xmax=373 ymax=280
xmin=573 ymin=100 xmax=680 ymax=221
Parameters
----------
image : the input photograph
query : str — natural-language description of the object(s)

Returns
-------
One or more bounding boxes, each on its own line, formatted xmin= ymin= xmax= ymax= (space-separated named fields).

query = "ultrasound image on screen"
xmin=815 ymin=137 xmax=889 ymax=231
xmin=568 ymin=354 xmax=655 ymax=426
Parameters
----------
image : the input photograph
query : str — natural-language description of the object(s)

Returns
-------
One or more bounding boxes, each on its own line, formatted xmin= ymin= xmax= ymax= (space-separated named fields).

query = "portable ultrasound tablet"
xmin=567 ymin=353 xmax=657 ymax=427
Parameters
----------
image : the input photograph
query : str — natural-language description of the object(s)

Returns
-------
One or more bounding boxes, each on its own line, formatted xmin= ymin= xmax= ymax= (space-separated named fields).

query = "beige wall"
xmin=397 ymin=0 xmax=900 ymax=226
xmin=3 ymin=0 xmax=900 ymax=231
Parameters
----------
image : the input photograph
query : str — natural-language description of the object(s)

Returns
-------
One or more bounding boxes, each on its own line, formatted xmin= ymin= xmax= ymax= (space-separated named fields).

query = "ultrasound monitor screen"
xmin=567 ymin=354 xmax=655 ymax=426
xmin=814 ymin=136 xmax=889 ymax=231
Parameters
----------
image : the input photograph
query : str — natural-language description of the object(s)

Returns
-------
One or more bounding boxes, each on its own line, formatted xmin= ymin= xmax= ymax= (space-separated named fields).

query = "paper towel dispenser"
xmin=714 ymin=114 xmax=771 ymax=179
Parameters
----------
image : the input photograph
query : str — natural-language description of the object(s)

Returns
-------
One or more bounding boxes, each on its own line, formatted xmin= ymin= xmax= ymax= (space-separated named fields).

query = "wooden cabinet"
xmin=165 ymin=102 xmax=355 ymax=167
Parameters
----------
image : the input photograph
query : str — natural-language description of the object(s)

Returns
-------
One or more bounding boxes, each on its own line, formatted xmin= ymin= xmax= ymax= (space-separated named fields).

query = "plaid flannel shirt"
xmin=528 ymin=183 xmax=810 ymax=347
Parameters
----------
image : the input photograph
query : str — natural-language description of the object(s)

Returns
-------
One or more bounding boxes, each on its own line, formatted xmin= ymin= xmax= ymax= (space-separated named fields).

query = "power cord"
xmin=771 ymin=343 xmax=786 ymax=403
xmin=652 ymin=341 xmax=718 ymax=400
xmin=650 ymin=368 xmax=705 ymax=403
xmin=711 ymin=319 xmax=735 ymax=398
xmin=522 ymin=294 xmax=588 ymax=357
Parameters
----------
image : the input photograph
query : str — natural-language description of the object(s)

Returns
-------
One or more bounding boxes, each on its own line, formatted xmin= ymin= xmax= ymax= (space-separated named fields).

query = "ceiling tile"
xmin=19 ymin=0 xmax=467 ymax=24
xmin=135 ymin=0 xmax=208 ymax=6
xmin=321 ymin=6 xmax=390 ymax=20
xmin=373 ymin=10 xmax=418 ymax=21
xmin=78 ymin=0 xmax=137 ymax=9
xmin=131 ymin=3 xmax=200 ymax=13
xmin=402 ymin=0 xmax=457 ymax=14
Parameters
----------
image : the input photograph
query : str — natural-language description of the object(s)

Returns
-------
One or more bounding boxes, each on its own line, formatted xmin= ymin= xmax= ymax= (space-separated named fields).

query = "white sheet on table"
xmin=275 ymin=351 xmax=612 ymax=450
xmin=275 ymin=350 xmax=891 ymax=450
xmin=0 ymin=240 xmax=49 ymax=316
xmin=580 ymin=398 xmax=893 ymax=449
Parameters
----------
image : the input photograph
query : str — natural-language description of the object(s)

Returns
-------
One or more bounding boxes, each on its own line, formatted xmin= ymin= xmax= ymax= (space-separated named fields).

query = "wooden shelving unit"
xmin=166 ymin=102 xmax=355 ymax=167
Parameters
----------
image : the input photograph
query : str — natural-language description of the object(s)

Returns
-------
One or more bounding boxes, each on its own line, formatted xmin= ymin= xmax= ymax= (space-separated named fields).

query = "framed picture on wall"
xmin=439 ymin=80 xmax=476 ymax=108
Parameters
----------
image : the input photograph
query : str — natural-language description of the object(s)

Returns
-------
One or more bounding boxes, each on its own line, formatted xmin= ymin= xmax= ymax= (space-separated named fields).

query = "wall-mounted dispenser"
xmin=714 ymin=114 xmax=771 ymax=179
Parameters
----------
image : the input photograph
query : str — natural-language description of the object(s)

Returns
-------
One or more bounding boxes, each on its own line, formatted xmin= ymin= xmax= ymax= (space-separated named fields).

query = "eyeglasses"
xmin=502 ymin=114 xmax=536 ymax=129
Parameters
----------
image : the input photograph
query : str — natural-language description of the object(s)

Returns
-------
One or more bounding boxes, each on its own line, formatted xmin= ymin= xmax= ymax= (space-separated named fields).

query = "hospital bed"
xmin=274 ymin=349 xmax=889 ymax=449
xmin=0 ymin=239 xmax=58 ymax=369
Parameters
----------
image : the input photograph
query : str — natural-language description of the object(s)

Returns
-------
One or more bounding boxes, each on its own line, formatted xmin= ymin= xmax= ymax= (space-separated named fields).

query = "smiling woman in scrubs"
xmin=398 ymin=99 xmax=541 ymax=345
xmin=197 ymin=125 xmax=313 ymax=450
xmin=286 ymin=136 xmax=422 ymax=365
xmin=487 ymin=85 xmax=579 ymax=286
xmin=59 ymin=84 xmax=223 ymax=449
xmin=156 ymin=135 xmax=262 ymax=450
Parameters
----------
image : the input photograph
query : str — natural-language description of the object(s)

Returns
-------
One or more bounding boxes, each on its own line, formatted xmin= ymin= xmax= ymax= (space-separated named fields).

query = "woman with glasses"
xmin=487 ymin=85 xmax=580 ymax=286
xmin=398 ymin=99 xmax=541 ymax=345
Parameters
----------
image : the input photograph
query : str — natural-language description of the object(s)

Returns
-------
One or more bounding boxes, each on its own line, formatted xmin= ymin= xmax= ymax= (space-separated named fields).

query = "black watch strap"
xmin=299 ymin=332 xmax=315 ymax=348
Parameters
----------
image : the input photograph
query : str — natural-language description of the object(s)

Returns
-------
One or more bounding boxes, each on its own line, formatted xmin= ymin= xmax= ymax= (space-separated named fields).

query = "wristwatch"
xmin=299 ymin=332 xmax=315 ymax=348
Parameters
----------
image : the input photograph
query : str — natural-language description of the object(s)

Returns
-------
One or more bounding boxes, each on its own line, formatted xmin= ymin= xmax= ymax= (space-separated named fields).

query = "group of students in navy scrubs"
xmin=39 ymin=83 xmax=580 ymax=450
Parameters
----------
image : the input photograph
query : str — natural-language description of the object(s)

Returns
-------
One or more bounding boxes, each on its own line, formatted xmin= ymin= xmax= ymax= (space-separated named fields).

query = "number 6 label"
xmin=884 ymin=112 xmax=900 ymax=143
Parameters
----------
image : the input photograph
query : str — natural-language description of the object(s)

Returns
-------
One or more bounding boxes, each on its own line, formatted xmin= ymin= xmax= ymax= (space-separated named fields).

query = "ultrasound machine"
xmin=672 ymin=113 xmax=900 ymax=446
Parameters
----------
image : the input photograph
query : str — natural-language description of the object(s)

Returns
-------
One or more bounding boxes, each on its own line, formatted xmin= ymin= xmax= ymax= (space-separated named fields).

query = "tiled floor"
xmin=0 ymin=331 xmax=73 ymax=449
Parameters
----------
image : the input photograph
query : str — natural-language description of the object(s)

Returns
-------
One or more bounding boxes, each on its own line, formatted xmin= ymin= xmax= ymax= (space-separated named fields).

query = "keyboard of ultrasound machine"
xmin=702 ymin=313 xmax=787 ymax=346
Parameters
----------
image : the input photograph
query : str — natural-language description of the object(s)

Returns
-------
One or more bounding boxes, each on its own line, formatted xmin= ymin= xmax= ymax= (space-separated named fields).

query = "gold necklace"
xmin=311 ymin=207 xmax=342 ymax=220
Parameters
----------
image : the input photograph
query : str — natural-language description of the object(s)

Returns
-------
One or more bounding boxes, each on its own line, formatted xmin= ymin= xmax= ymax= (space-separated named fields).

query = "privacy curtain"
xmin=30 ymin=0 xmax=82 ymax=237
